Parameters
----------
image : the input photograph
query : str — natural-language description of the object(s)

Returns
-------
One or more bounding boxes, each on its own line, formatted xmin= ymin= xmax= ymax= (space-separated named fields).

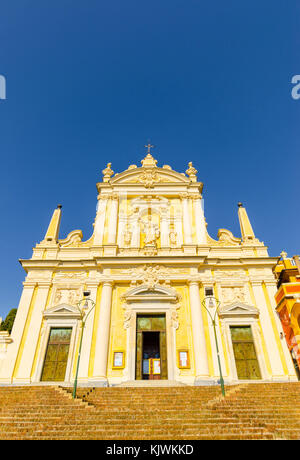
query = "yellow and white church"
xmin=0 ymin=150 xmax=297 ymax=386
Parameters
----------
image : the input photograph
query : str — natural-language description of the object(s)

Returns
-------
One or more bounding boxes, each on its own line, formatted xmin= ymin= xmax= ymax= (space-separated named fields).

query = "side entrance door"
xmin=230 ymin=326 xmax=261 ymax=380
xmin=41 ymin=327 xmax=72 ymax=382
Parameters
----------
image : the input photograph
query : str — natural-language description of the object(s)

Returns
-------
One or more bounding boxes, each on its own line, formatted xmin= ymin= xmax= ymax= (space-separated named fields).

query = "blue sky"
xmin=0 ymin=0 xmax=299 ymax=319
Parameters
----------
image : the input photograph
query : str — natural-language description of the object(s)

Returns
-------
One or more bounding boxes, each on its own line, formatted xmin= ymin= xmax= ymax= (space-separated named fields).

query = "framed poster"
xmin=153 ymin=359 xmax=161 ymax=375
xmin=112 ymin=351 xmax=125 ymax=369
xmin=178 ymin=350 xmax=190 ymax=369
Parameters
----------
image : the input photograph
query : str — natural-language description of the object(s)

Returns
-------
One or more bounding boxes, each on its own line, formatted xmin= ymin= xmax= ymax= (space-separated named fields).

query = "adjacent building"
xmin=273 ymin=253 xmax=300 ymax=379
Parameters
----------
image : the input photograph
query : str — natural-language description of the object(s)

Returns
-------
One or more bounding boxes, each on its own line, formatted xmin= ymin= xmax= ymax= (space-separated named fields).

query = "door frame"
xmin=136 ymin=317 xmax=168 ymax=380
xmin=34 ymin=303 xmax=81 ymax=383
xmin=121 ymin=284 xmax=181 ymax=382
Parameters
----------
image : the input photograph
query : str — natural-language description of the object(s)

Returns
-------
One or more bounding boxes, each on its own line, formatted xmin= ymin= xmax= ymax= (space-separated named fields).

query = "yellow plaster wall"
xmin=247 ymin=281 xmax=272 ymax=376
xmin=107 ymin=284 xmax=129 ymax=378
xmin=175 ymin=284 xmax=195 ymax=377
xmin=199 ymin=284 xmax=214 ymax=377
xmin=262 ymin=282 xmax=289 ymax=375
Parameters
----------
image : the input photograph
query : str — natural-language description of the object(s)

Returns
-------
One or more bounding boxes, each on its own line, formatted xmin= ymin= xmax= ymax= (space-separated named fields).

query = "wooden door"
xmin=160 ymin=331 xmax=168 ymax=380
xmin=41 ymin=328 xmax=72 ymax=382
xmin=230 ymin=326 xmax=261 ymax=380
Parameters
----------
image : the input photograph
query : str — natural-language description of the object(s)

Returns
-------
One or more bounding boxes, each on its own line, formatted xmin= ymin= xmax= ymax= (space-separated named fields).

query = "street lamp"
xmin=201 ymin=296 xmax=225 ymax=397
xmin=72 ymin=291 xmax=96 ymax=399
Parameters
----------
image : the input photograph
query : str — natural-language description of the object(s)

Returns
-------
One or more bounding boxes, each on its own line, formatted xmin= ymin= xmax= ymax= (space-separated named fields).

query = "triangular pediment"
xmin=43 ymin=303 xmax=82 ymax=319
xmin=122 ymin=284 xmax=179 ymax=303
xmin=219 ymin=302 xmax=259 ymax=318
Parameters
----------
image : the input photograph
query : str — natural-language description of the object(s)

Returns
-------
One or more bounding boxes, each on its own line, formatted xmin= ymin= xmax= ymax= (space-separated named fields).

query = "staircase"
xmin=0 ymin=383 xmax=299 ymax=440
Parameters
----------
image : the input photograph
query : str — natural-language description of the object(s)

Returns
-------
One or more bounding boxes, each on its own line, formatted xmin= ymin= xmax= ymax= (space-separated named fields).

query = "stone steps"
xmin=0 ymin=383 xmax=299 ymax=439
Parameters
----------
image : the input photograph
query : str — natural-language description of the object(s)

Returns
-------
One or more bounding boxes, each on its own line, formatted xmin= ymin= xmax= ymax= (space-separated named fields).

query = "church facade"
xmin=0 ymin=150 xmax=297 ymax=386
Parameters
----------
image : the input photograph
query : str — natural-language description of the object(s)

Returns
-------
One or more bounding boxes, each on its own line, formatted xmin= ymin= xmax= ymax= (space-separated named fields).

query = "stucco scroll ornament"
xmin=126 ymin=264 xmax=165 ymax=290
xmin=138 ymin=169 xmax=161 ymax=188
xmin=217 ymin=229 xmax=241 ymax=247
xmin=170 ymin=309 xmax=179 ymax=330
xmin=123 ymin=310 xmax=133 ymax=329
xmin=139 ymin=265 xmax=162 ymax=290
xmin=59 ymin=230 xmax=83 ymax=248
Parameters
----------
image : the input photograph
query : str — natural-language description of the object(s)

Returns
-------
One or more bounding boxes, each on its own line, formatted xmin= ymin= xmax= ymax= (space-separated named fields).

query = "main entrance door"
xmin=230 ymin=326 xmax=261 ymax=380
xmin=136 ymin=314 xmax=167 ymax=380
xmin=41 ymin=327 xmax=72 ymax=382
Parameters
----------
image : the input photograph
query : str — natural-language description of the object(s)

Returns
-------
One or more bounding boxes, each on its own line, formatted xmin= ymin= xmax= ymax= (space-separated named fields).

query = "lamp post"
xmin=201 ymin=296 xmax=225 ymax=397
xmin=72 ymin=291 xmax=96 ymax=399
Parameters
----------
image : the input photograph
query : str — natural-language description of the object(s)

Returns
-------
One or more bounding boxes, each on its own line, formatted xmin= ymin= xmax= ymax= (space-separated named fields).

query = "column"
xmin=181 ymin=194 xmax=193 ymax=244
xmin=93 ymin=196 xmax=108 ymax=245
xmin=193 ymin=195 xmax=207 ymax=245
xmin=13 ymin=283 xmax=51 ymax=383
xmin=189 ymin=281 xmax=210 ymax=382
xmin=92 ymin=281 xmax=113 ymax=384
xmin=0 ymin=283 xmax=36 ymax=383
xmin=107 ymin=194 xmax=119 ymax=244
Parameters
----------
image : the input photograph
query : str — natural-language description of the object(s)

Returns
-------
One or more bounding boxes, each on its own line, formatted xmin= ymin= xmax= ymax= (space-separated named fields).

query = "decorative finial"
xmin=280 ymin=250 xmax=288 ymax=260
xmin=238 ymin=202 xmax=243 ymax=207
xmin=185 ymin=162 xmax=198 ymax=182
xmin=102 ymin=162 xmax=114 ymax=182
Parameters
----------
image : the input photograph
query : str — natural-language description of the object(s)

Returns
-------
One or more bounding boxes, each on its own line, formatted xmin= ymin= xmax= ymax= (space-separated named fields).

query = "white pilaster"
xmin=160 ymin=211 xmax=169 ymax=247
xmin=182 ymin=195 xmax=193 ymax=244
xmin=131 ymin=214 xmax=140 ymax=248
xmin=193 ymin=196 xmax=207 ymax=245
xmin=189 ymin=281 xmax=210 ymax=381
xmin=107 ymin=194 xmax=119 ymax=244
xmin=93 ymin=197 xmax=108 ymax=245
xmin=174 ymin=211 xmax=183 ymax=246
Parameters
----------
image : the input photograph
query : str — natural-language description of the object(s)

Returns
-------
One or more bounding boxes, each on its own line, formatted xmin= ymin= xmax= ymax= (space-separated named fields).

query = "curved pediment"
xmin=110 ymin=166 xmax=191 ymax=187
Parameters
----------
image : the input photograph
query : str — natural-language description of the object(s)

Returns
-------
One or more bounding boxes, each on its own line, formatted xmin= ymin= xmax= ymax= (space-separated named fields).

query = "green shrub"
xmin=0 ymin=309 xmax=17 ymax=334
